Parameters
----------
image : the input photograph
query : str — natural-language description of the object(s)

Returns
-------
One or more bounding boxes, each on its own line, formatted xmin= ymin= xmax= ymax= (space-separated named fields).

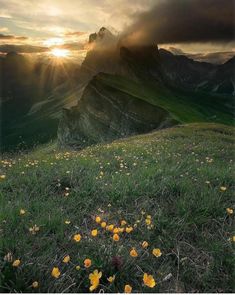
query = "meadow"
xmin=0 ymin=123 xmax=234 ymax=292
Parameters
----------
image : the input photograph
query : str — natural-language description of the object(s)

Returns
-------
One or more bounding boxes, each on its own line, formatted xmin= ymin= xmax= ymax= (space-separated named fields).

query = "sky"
xmin=0 ymin=0 xmax=234 ymax=63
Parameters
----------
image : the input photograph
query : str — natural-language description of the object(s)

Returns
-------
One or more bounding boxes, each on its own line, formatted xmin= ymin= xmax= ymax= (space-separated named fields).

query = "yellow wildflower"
xmin=95 ymin=216 xmax=101 ymax=223
xmin=84 ymin=258 xmax=92 ymax=268
xmin=91 ymin=229 xmax=98 ymax=237
xmin=124 ymin=284 xmax=132 ymax=293
xmin=12 ymin=259 xmax=21 ymax=267
xmin=113 ymin=233 xmax=120 ymax=241
xmin=232 ymin=236 xmax=235 ymax=242
xmin=73 ymin=234 xmax=81 ymax=242
xmin=32 ymin=281 xmax=39 ymax=288
xmin=106 ymin=224 xmax=114 ymax=231
xmin=113 ymin=227 xmax=119 ymax=234
xmin=143 ymin=273 xmax=156 ymax=288
xmin=19 ymin=209 xmax=26 ymax=215
xmin=29 ymin=225 xmax=40 ymax=235
xmin=107 ymin=275 xmax=115 ymax=283
xmin=0 ymin=175 xmax=6 ymax=180
xmin=142 ymin=241 xmax=149 ymax=248
xmin=51 ymin=267 xmax=60 ymax=278
xmin=118 ymin=227 xmax=124 ymax=233
xmin=101 ymin=221 xmax=107 ymax=228
xmin=226 ymin=208 xmax=233 ymax=215
xmin=75 ymin=265 xmax=81 ymax=270
xmin=89 ymin=269 xmax=102 ymax=292
xmin=126 ymin=227 xmax=133 ymax=233
xmin=130 ymin=248 xmax=138 ymax=257
xmin=152 ymin=248 xmax=162 ymax=257
xmin=145 ymin=218 xmax=151 ymax=225
xmin=220 ymin=186 xmax=227 ymax=191
xmin=65 ymin=220 xmax=71 ymax=224
xmin=62 ymin=255 xmax=70 ymax=263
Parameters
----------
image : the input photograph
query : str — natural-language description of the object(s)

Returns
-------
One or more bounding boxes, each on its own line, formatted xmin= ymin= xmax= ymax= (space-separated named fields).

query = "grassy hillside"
xmin=97 ymin=73 xmax=234 ymax=125
xmin=0 ymin=123 xmax=234 ymax=292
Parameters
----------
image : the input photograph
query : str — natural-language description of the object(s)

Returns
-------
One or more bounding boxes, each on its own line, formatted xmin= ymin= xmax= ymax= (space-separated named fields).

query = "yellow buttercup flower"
xmin=113 ymin=233 xmax=120 ymax=241
xmin=75 ymin=265 xmax=81 ymax=270
xmin=29 ymin=225 xmax=40 ymax=235
xmin=62 ymin=255 xmax=70 ymax=263
xmin=142 ymin=241 xmax=149 ymax=248
xmin=113 ymin=227 xmax=119 ymax=234
xmin=51 ymin=267 xmax=60 ymax=278
xmin=118 ymin=227 xmax=124 ymax=233
xmin=84 ymin=258 xmax=92 ymax=268
xmin=220 ymin=186 xmax=227 ymax=192
xmin=95 ymin=216 xmax=101 ymax=223
xmin=73 ymin=234 xmax=81 ymax=242
xmin=107 ymin=275 xmax=115 ymax=283
xmin=12 ymin=259 xmax=21 ymax=267
xmin=126 ymin=227 xmax=133 ymax=233
xmin=106 ymin=224 xmax=114 ymax=231
xmin=19 ymin=209 xmax=26 ymax=215
xmin=101 ymin=221 xmax=107 ymax=228
xmin=226 ymin=208 xmax=233 ymax=215
xmin=143 ymin=273 xmax=156 ymax=288
xmin=146 ymin=215 xmax=151 ymax=219
xmin=0 ymin=174 xmax=6 ymax=180
xmin=232 ymin=236 xmax=235 ymax=242
xmin=124 ymin=284 xmax=132 ymax=293
xmin=91 ymin=229 xmax=98 ymax=237
xmin=145 ymin=218 xmax=151 ymax=225
xmin=32 ymin=281 xmax=39 ymax=288
xmin=152 ymin=248 xmax=162 ymax=257
xmin=89 ymin=269 xmax=102 ymax=292
xmin=65 ymin=220 xmax=71 ymax=224
xmin=130 ymin=248 xmax=138 ymax=257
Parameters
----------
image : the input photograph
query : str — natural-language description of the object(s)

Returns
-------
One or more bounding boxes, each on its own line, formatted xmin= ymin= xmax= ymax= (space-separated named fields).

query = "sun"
xmin=50 ymin=48 xmax=69 ymax=58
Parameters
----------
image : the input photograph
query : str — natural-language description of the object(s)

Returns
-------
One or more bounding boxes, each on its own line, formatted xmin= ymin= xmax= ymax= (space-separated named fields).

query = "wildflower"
xmin=73 ymin=234 xmax=81 ymax=242
xmin=75 ymin=265 xmax=81 ymax=270
xmin=65 ymin=220 xmax=71 ymax=224
xmin=32 ymin=281 xmax=39 ymax=288
xmin=205 ymin=181 xmax=210 ymax=184
xmin=91 ymin=229 xmax=98 ymax=237
xmin=126 ymin=227 xmax=133 ymax=233
xmin=12 ymin=259 xmax=21 ymax=267
xmin=220 ymin=186 xmax=227 ymax=192
xmin=143 ymin=273 xmax=156 ymax=288
xmin=84 ymin=258 xmax=92 ymax=268
xmin=145 ymin=218 xmax=151 ymax=225
xmin=146 ymin=215 xmax=151 ymax=219
xmin=101 ymin=221 xmax=107 ymax=228
xmin=142 ymin=241 xmax=149 ymax=248
xmin=113 ymin=233 xmax=120 ymax=241
xmin=118 ymin=227 xmax=124 ymax=233
xmin=152 ymin=248 xmax=162 ymax=257
xmin=62 ymin=255 xmax=70 ymax=263
xmin=29 ymin=225 xmax=40 ymax=235
xmin=95 ymin=216 xmax=101 ymax=223
xmin=121 ymin=220 xmax=127 ymax=226
xmin=106 ymin=224 xmax=114 ymax=231
xmin=226 ymin=208 xmax=233 ymax=215
xmin=141 ymin=210 xmax=146 ymax=215
xmin=51 ymin=267 xmax=60 ymax=278
xmin=124 ymin=284 xmax=132 ymax=293
xmin=130 ymin=248 xmax=138 ymax=257
xmin=20 ymin=209 xmax=26 ymax=215
xmin=107 ymin=275 xmax=115 ymax=283
xmin=233 ymin=236 xmax=235 ymax=242
xmin=113 ymin=227 xmax=119 ymax=234
xmin=0 ymin=175 xmax=6 ymax=180
xmin=89 ymin=269 xmax=102 ymax=292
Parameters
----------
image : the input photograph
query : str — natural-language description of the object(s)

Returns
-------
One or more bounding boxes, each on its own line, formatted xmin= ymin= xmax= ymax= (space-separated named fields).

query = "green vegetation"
xmin=97 ymin=73 xmax=234 ymax=125
xmin=0 ymin=123 xmax=234 ymax=292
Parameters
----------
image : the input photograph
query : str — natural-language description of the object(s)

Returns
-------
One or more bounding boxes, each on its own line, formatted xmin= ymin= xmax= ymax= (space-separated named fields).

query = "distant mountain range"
xmin=1 ymin=27 xmax=234 ymax=151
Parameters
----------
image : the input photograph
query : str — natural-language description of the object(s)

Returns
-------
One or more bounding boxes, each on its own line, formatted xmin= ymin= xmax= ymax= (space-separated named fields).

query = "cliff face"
xmin=58 ymin=73 xmax=174 ymax=148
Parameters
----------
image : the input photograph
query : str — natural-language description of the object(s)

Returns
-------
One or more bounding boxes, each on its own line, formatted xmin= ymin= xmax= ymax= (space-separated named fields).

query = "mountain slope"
xmin=0 ymin=123 xmax=234 ymax=292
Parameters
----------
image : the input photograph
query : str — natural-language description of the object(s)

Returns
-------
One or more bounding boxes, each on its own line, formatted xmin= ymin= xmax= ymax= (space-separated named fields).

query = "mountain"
xmin=58 ymin=28 xmax=234 ymax=148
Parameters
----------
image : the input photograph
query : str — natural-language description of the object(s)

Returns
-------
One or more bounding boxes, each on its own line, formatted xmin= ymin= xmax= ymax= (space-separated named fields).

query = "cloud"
xmin=0 ymin=44 xmax=47 ymax=53
xmin=0 ymin=33 xmax=28 ymax=40
xmin=187 ymin=51 xmax=235 ymax=65
xmin=65 ymin=31 xmax=87 ymax=37
xmin=121 ymin=0 xmax=235 ymax=46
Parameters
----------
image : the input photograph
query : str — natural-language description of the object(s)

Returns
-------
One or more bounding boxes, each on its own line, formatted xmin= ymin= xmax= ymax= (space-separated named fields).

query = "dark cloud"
xmin=0 ymin=33 xmax=28 ymax=40
xmin=121 ymin=0 xmax=235 ymax=46
xmin=0 ymin=44 xmax=47 ymax=53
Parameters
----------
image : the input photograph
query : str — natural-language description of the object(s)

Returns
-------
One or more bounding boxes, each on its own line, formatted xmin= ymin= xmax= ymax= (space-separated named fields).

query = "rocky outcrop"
xmin=58 ymin=73 xmax=175 ymax=148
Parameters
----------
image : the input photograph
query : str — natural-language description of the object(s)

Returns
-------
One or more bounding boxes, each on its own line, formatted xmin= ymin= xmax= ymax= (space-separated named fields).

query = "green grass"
xmin=97 ymin=73 xmax=234 ymax=125
xmin=0 ymin=123 xmax=234 ymax=292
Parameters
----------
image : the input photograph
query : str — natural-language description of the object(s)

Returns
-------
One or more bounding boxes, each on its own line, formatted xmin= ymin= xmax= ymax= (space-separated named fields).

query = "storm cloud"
xmin=121 ymin=0 xmax=235 ymax=46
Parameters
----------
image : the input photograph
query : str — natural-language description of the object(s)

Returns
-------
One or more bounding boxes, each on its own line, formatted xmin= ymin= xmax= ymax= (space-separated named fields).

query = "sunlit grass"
xmin=0 ymin=123 xmax=234 ymax=292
